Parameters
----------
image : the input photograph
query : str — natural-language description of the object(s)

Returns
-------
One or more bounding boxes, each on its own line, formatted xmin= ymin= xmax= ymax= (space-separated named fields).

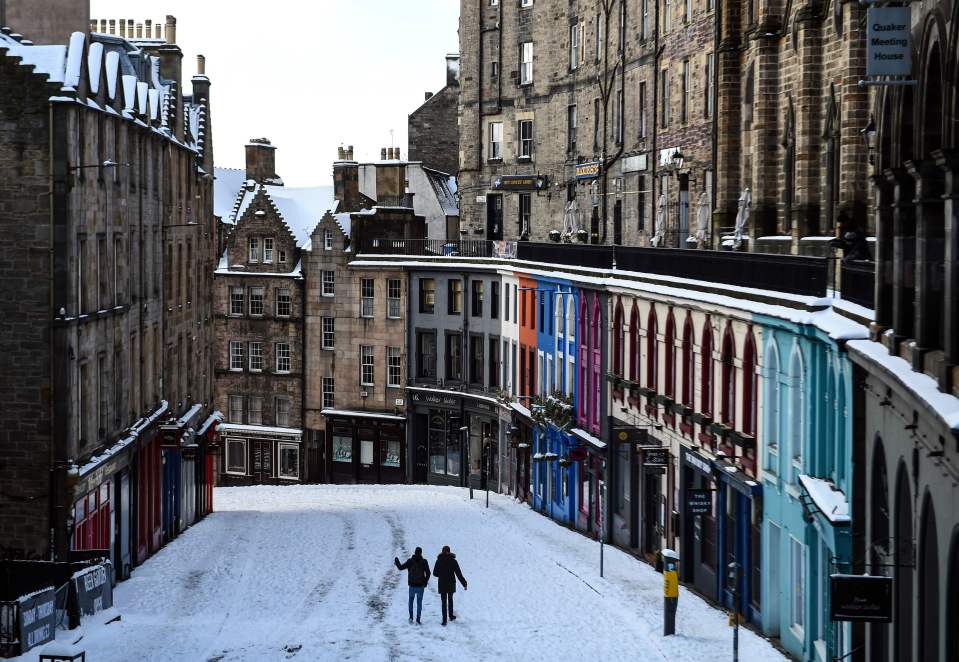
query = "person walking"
xmin=394 ymin=547 xmax=431 ymax=624
xmin=432 ymin=545 xmax=467 ymax=626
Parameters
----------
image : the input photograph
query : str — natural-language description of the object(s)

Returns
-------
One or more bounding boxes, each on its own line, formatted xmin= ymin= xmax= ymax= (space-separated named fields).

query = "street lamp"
xmin=670 ymin=150 xmax=685 ymax=173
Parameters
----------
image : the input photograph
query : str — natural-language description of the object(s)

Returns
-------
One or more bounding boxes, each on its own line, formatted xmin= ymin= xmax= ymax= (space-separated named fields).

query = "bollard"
xmin=662 ymin=548 xmax=680 ymax=636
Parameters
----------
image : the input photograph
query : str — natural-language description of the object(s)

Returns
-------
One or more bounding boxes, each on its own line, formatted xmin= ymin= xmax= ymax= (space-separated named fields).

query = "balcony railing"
xmin=839 ymin=260 xmax=876 ymax=309
xmin=356 ymin=239 xmax=872 ymax=301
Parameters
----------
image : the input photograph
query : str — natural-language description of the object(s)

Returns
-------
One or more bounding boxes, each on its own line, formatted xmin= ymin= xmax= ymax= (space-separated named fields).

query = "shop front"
xmin=571 ymin=426 xmax=607 ymax=538
xmin=680 ymin=447 xmax=719 ymax=602
xmin=217 ymin=423 xmax=304 ymax=486
xmin=409 ymin=389 xmax=500 ymax=489
xmin=324 ymin=410 xmax=406 ymax=484
xmin=507 ymin=401 xmax=534 ymax=501
xmin=714 ymin=457 xmax=762 ymax=624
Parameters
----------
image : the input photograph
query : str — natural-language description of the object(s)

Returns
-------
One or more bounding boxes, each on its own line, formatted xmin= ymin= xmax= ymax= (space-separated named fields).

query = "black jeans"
xmin=440 ymin=592 xmax=455 ymax=623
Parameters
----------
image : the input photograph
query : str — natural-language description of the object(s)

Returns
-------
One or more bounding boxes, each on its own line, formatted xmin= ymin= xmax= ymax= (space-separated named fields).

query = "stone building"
xmin=0 ymin=14 xmax=217 ymax=565
xmin=408 ymin=54 xmax=460 ymax=177
xmin=850 ymin=1 xmax=959 ymax=660
xmin=213 ymin=139 xmax=335 ymax=485
xmin=714 ymin=0 xmax=871 ymax=255
xmin=457 ymin=0 xmax=716 ymax=246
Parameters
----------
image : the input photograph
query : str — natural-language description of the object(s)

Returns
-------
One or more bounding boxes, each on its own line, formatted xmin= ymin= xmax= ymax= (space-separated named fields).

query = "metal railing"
xmin=357 ymin=239 xmax=853 ymax=299
xmin=839 ymin=260 xmax=876 ymax=309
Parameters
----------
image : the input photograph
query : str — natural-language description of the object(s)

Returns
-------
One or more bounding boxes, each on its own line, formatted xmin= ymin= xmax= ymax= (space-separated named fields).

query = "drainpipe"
xmin=711 ymin=0 xmax=721 ymax=249
xmin=601 ymin=3 xmax=628 ymax=244
xmin=651 ymin=2 xmax=663 ymax=247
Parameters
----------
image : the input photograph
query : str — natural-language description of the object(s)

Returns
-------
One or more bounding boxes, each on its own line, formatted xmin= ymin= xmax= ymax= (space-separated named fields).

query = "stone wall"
xmin=408 ymin=84 xmax=460 ymax=176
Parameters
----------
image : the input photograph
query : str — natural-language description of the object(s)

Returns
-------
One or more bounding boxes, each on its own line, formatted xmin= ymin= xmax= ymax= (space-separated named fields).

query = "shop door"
xmin=643 ymin=470 xmax=662 ymax=557
xmin=118 ymin=472 xmax=131 ymax=579
xmin=486 ymin=194 xmax=503 ymax=240
xmin=358 ymin=431 xmax=377 ymax=483
xmin=251 ymin=441 xmax=273 ymax=483
xmin=413 ymin=414 xmax=429 ymax=484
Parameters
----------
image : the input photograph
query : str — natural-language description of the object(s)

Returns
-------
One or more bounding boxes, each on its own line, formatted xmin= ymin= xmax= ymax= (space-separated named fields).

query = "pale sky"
xmin=91 ymin=0 xmax=460 ymax=185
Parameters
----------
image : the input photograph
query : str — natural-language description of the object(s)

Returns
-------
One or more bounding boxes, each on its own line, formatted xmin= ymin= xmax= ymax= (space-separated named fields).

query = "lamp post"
xmin=860 ymin=115 xmax=877 ymax=166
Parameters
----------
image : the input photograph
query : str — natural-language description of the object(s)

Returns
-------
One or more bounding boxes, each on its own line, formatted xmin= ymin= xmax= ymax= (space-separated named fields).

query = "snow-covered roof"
xmin=213 ymin=167 xmax=246 ymax=220
xmin=217 ymin=423 xmax=303 ymax=436
xmin=0 ymin=30 xmax=208 ymax=155
xmin=333 ymin=211 xmax=353 ymax=237
xmin=321 ymin=409 xmax=406 ymax=421
xmin=424 ymin=167 xmax=459 ymax=217
xmin=229 ymin=183 xmax=338 ymax=249
xmin=798 ymin=474 xmax=850 ymax=524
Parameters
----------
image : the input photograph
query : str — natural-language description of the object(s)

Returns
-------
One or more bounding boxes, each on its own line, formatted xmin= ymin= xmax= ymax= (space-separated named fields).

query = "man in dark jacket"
xmin=394 ymin=547 xmax=431 ymax=624
xmin=432 ymin=545 xmax=467 ymax=625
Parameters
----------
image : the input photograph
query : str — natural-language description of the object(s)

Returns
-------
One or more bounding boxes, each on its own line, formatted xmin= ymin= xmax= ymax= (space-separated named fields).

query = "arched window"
xmin=894 ymin=466 xmax=914 ymax=661
xmin=741 ymin=329 xmax=757 ymax=437
xmin=612 ymin=299 xmax=624 ymax=379
xmin=629 ymin=303 xmax=640 ymax=383
xmin=763 ymin=340 xmax=780 ymax=473
xmin=721 ymin=322 xmax=736 ymax=427
xmin=701 ymin=319 xmax=714 ymax=416
xmin=578 ymin=295 xmax=588 ymax=422
xmin=789 ymin=347 xmax=805 ymax=468
xmin=919 ymin=495 xmax=940 ymax=662
xmin=664 ymin=309 xmax=676 ymax=398
xmin=682 ymin=313 xmax=695 ymax=407
xmin=556 ymin=290 xmax=565 ymax=339
xmin=646 ymin=306 xmax=659 ymax=393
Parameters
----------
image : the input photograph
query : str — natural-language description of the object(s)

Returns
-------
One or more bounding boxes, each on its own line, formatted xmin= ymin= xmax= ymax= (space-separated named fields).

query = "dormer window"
xmin=324 ymin=229 xmax=334 ymax=251
xmin=263 ymin=237 xmax=274 ymax=263
xmin=248 ymin=237 xmax=259 ymax=263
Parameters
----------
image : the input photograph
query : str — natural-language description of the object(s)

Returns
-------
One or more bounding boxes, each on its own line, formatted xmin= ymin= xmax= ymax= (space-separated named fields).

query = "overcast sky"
xmin=91 ymin=0 xmax=460 ymax=185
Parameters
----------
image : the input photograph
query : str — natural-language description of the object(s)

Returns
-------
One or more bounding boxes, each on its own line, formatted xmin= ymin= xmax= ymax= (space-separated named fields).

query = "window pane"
xmin=278 ymin=444 xmax=298 ymax=478
xmin=381 ymin=440 xmax=401 ymax=467
xmin=227 ymin=439 xmax=246 ymax=473
xmin=333 ymin=435 xmax=352 ymax=463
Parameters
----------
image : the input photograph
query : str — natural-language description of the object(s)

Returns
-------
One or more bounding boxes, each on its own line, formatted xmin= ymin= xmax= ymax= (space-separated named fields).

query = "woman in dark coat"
xmin=432 ymin=545 xmax=467 ymax=625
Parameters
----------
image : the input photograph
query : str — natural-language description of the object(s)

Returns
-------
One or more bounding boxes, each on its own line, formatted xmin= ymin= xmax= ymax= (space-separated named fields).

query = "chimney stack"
xmin=347 ymin=145 xmax=354 ymax=160
xmin=333 ymin=145 xmax=361 ymax=212
xmin=197 ymin=54 xmax=206 ymax=75
xmin=165 ymin=15 xmax=176 ymax=44
xmin=245 ymin=138 xmax=278 ymax=184
xmin=337 ymin=146 xmax=345 ymax=160
xmin=381 ymin=148 xmax=388 ymax=161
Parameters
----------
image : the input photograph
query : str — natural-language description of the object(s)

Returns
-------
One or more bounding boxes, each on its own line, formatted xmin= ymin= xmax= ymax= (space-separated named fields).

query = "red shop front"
xmin=136 ymin=431 xmax=163 ymax=565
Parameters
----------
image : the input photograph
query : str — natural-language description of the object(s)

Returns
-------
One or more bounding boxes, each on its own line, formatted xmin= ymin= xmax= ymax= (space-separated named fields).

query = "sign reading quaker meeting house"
xmin=866 ymin=7 xmax=912 ymax=77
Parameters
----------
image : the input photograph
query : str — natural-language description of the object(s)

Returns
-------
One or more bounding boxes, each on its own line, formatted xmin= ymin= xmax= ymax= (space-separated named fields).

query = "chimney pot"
xmin=155 ymin=23 xmax=162 ymax=39
xmin=109 ymin=19 xmax=116 ymax=34
xmin=337 ymin=146 xmax=345 ymax=160
xmin=119 ymin=20 xmax=126 ymax=38
xmin=381 ymin=148 xmax=388 ymax=161
xmin=165 ymin=16 xmax=176 ymax=44
xmin=395 ymin=148 xmax=401 ymax=160
xmin=347 ymin=145 xmax=354 ymax=160
xmin=89 ymin=19 xmax=97 ymax=33
xmin=145 ymin=19 xmax=151 ymax=37
xmin=99 ymin=19 xmax=107 ymax=33
xmin=197 ymin=54 xmax=206 ymax=75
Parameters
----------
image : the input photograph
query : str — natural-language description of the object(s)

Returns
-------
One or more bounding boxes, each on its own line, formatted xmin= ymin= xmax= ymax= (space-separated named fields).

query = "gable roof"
xmin=226 ymin=182 xmax=339 ymax=249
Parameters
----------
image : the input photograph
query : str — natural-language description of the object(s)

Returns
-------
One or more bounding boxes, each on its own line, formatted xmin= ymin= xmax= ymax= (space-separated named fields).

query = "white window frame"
xmin=277 ymin=442 xmax=299 ymax=480
xmin=247 ymin=236 xmax=259 ymax=263
xmin=225 ymin=438 xmax=247 ymax=475
xmin=275 ymin=288 xmax=291 ymax=317
xmin=489 ymin=122 xmax=503 ymax=160
xmin=360 ymin=345 xmax=375 ymax=386
xmin=388 ymin=346 xmax=402 ymax=387
xmin=519 ymin=120 xmax=533 ymax=159
xmin=249 ymin=287 xmax=264 ymax=316
xmin=263 ymin=237 xmax=274 ymax=263
xmin=324 ymin=229 xmax=333 ymax=251
xmin=569 ymin=23 xmax=581 ymax=71
xmin=520 ymin=42 xmax=533 ymax=85
xmin=275 ymin=342 xmax=291 ymax=373
xmin=229 ymin=341 xmax=244 ymax=371
xmin=248 ymin=396 xmax=263 ymax=425
xmin=790 ymin=536 xmax=806 ymax=634
xmin=248 ymin=341 xmax=263 ymax=372
xmin=275 ymin=397 xmax=291 ymax=427
xmin=322 ymin=317 xmax=335 ymax=350
xmin=322 ymin=377 xmax=335 ymax=409
xmin=361 ymin=278 xmax=375 ymax=318
xmin=230 ymin=287 xmax=245 ymax=316
xmin=387 ymin=278 xmax=401 ymax=319
xmin=322 ymin=270 xmax=335 ymax=297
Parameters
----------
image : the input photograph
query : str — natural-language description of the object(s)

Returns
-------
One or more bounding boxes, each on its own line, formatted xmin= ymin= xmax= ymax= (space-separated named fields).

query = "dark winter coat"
xmin=432 ymin=552 xmax=467 ymax=594
xmin=395 ymin=554 xmax=431 ymax=587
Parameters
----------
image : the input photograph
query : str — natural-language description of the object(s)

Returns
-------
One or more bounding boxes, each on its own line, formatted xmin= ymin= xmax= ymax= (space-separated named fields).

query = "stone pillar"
xmin=935 ymin=149 xmax=959 ymax=394
xmin=884 ymin=168 xmax=916 ymax=353
xmin=870 ymin=176 xmax=895 ymax=340
xmin=905 ymin=159 xmax=944 ymax=371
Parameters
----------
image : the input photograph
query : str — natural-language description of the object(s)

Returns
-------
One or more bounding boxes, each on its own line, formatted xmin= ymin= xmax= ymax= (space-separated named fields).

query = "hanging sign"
xmin=687 ymin=489 xmax=713 ymax=516
xmin=493 ymin=175 xmax=548 ymax=191
xmin=866 ymin=8 xmax=912 ymax=77
xmin=575 ymin=162 xmax=601 ymax=180
xmin=829 ymin=574 xmax=893 ymax=622
xmin=643 ymin=448 xmax=669 ymax=467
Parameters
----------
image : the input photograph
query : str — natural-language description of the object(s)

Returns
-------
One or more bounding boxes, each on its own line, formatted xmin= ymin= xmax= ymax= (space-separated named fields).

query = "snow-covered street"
xmin=74 ymin=486 xmax=786 ymax=661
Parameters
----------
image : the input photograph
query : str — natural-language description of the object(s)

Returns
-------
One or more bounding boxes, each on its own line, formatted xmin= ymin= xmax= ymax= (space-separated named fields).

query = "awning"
xmin=217 ymin=423 xmax=302 ymax=437
xmin=798 ymin=474 xmax=850 ymax=525
xmin=510 ymin=401 xmax=534 ymax=422
xmin=712 ymin=458 xmax=761 ymax=497
xmin=571 ymin=427 xmax=607 ymax=449
xmin=321 ymin=408 xmax=406 ymax=422
xmin=196 ymin=410 xmax=223 ymax=437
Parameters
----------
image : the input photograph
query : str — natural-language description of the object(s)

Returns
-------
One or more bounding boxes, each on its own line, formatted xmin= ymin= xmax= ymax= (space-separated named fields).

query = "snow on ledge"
xmin=571 ymin=427 xmax=606 ymax=449
xmin=321 ymin=408 xmax=406 ymax=421
xmin=798 ymin=474 xmax=850 ymax=524
xmin=847 ymin=338 xmax=959 ymax=431
xmin=217 ymin=423 xmax=303 ymax=436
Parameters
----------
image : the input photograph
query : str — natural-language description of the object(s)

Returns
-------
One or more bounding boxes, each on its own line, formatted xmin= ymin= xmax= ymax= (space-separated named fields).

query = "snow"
xmin=104 ymin=51 xmax=119 ymax=100
xmin=86 ymin=41 xmax=103 ymax=94
xmin=334 ymin=211 xmax=353 ymax=237
xmin=212 ymin=167 xmax=246 ymax=220
xmin=229 ymin=184 xmax=338 ymax=249
xmin=0 ymin=33 xmax=67 ymax=82
xmin=572 ymin=426 xmax=607 ymax=449
xmin=217 ymin=423 xmax=303 ymax=436
xmin=78 ymin=401 xmax=168 ymax=478
xmin=321 ymin=409 xmax=406 ymax=421
xmin=61 ymin=485 xmax=785 ymax=662
xmin=798 ymin=475 xmax=850 ymax=524
xmin=63 ymin=32 xmax=85 ymax=89
xmin=847 ymin=338 xmax=959 ymax=430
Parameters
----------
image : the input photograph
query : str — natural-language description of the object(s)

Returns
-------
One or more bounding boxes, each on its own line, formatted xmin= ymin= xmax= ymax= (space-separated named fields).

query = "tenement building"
xmin=408 ymin=54 xmax=461 ymax=178
xmin=0 ymin=13 xmax=218 ymax=572
xmin=213 ymin=139 xmax=335 ymax=485
xmin=457 ymin=0 xmax=717 ymax=246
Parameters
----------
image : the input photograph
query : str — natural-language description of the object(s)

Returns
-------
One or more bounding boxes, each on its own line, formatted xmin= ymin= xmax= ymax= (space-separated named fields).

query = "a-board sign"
xmin=73 ymin=561 xmax=113 ymax=619
xmin=17 ymin=587 xmax=55 ymax=653
xmin=687 ymin=489 xmax=713 ymax=516
xmin=830 ymin=574 xmax=893 ymax=623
